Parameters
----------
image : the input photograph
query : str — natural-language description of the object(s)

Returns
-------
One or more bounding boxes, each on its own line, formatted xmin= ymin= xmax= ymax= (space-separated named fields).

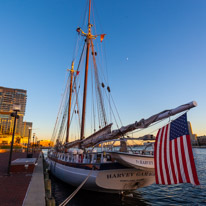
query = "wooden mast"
xmin=80 ymin=0 xmax=92 ymax=140
xmin=66 ymin=61 xmax=74 ymax=143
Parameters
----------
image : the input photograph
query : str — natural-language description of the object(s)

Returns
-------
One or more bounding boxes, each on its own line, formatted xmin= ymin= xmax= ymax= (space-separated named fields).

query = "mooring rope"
xmin=59 ymin=168 xmax=93 ymax=206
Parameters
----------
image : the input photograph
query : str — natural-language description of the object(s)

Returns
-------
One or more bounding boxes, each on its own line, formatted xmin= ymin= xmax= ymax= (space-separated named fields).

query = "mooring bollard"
xmin=45 ymin=179 xmax=52 ymax=198
xmin=46 ymin=197 xmax=56 ymax=206
xmin=43 ymin=155 xmax=56 ymax=205
xmin=44 ymin=172 xmax=49 ymax=180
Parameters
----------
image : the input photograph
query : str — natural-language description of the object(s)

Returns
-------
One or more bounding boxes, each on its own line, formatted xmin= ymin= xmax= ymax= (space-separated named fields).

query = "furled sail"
xmin=81 ymin=123 xmax=112 ymax=147
xmin=80 ymin=101 xmax=197 ymax=148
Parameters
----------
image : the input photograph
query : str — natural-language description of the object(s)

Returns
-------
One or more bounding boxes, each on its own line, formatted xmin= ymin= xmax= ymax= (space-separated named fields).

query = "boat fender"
xmin=79 ymin=154 xmax=83 ymax=163
xmin=91 ymin=150 xmax=97 ymax=163
xmin=75 ymin=154 xmax=79 ymax=163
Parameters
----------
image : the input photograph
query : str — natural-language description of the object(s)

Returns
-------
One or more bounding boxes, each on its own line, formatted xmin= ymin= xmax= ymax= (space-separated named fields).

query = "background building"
xmin=197 ymin=135 xmax=206 ymax=146
xmin=21 ymin=122 xmax=33 ymax=145
xmin=188 ymin=121 xmax=198 ymax=145
xmin=38 ymin=140 xmax=54 ymax=147
xmin=138 ymin=134 xmax=156 ymax=141
xmin=0 ymin=86 xmax=32 ymax=145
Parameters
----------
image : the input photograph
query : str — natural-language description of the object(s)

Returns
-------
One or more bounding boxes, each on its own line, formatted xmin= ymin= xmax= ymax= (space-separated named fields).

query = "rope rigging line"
xmin=52 ymin=0 xmax=126 ymax=145
xmin=90 ymin=60 xmax=96 ymax=133
xmin=57 ymin=74 xmax=72 ymax=143
xmin=91 ymin=40 xmax=107 ymax=127
xmin=74 ymin=82 xmax=81 ymax=131
xmin=57 ymin=107 xmax=68 ymax=142
xmin=102 ymin=87 xmax=121 ymax=130
xmin=53 ymin=41 xmax=86 ymax=144
xmin=92 ymin=0 xmax=104 ymax=35
xmin=110 ymin=94 xmax=123 ymax=127
xmin=59 ymin=169 xmax=93 ymax=206
xmin=101 ymin=87 xmax=123 ymax=130
xmin=67 ymin=81 xmax=84 ymax=142
xmin=60 ymin=123 xmax=67 ymax=144
xmin=94 ymin=36 xmax=111 ymax=127
xmin=72 ymin=42 xmax=86 ymax=88
xmin=51 ymin=76 xmax=69 ymax=141
xmin=72 ymin=0 xmax=88 ymax=61
xmin=65 ymin=62 xmax=84 ymax=141
xmin=93 ymin=5 xmax=109 ymax=88
xmin=128 ymin=111 xmax=189 ymax=138
xmin=90 ymin=4 xmax=111 ymax=126
xmin=65 ymin=43 xmax=86 ymax=141
xmin=89 ymin=45 xmax=101 ymax=130
xmin=91 ymin=0 xmax=109 ymax=89
xmin=93 ymin=71 xmax=101 ymax=130
xmin=51 ymin=72 xmax=71 ymax=144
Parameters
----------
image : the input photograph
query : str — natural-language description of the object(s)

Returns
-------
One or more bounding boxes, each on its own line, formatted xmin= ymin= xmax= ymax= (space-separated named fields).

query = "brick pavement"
xmin=0 ymin=152 xmax=39 ymax=206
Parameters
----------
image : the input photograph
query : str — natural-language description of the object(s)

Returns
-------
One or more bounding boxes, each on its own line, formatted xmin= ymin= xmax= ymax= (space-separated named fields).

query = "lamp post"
xmin=32 ymin=133 xmax=35 ymax=153
xmin=36 ymin=136 xmax=38 ymax=150
xmin=7 ymin=104 xmax=21 ymax=175
xmin=26 ymin=127 xmax=32 ymax=157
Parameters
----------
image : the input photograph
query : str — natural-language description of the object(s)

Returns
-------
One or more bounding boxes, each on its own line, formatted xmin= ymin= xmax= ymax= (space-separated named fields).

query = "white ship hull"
xmin=109 ymin=152 xmax=154 ymax=170
xmin=47 ymin=157 xmax=155 ymax=193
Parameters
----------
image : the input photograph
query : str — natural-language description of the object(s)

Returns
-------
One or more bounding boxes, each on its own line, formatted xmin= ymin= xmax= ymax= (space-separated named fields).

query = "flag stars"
xmin=170 ymin=113 xmax=189 ymax=140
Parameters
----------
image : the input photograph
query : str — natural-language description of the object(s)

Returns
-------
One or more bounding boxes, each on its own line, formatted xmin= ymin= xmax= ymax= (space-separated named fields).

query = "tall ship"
xmin=47 ymin=0 xmax=197 ymax=194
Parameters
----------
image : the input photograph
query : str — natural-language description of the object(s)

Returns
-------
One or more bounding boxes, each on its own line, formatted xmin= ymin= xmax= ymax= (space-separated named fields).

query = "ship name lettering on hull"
xmin=107 ymin=173 xmax=134 ymax=179
xmin=106 ymin=171 xmax=154 ymax=179
xmin=136 ymin=160 xmax=154 ymax=165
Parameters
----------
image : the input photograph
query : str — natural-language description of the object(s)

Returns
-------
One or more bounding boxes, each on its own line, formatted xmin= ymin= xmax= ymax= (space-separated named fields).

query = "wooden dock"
xmin=0 ymin=151 xmax=45 ymax=206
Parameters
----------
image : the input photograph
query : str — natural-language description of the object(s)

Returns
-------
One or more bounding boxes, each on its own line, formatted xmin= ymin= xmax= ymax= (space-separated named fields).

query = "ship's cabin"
xmin=48 ymin=148 xmax=113 ymax=164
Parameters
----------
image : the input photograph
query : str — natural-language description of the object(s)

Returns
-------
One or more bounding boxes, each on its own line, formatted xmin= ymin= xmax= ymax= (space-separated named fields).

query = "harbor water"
xmin=46 ymin=148 xmax=206 ymax=205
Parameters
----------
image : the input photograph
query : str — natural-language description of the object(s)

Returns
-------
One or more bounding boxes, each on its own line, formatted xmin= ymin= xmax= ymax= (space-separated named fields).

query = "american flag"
xmin=154 ymin=113 xmax=200 ymax=185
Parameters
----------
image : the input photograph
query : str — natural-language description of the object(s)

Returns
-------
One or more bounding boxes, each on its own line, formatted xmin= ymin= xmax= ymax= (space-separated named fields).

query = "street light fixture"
xmin=32 ymin=133 xmax=35 ymax=154
xmin=26 ymin=127 xmax=32 ymax=157
xmin=7 ymin=104 xmax=21 ymax=175
xmin=35 ymin=136 xmax=38 ymax=150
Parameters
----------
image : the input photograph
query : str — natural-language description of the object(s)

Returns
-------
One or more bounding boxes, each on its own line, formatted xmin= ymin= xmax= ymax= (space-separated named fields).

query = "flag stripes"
xmin=154 ymin=114 xmax=200 ymax=185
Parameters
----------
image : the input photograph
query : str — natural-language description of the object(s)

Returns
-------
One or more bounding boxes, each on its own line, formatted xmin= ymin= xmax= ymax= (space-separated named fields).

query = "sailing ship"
xmin=47 ymin=0 xmax=197 ymax=194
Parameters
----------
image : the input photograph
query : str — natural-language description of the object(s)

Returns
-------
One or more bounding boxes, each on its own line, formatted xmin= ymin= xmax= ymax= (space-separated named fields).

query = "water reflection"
xmin=138 ymin=148 xmax=206 ymax=205
xmin=50 ymin=174 xmax=149 ymax=206
xmin=48 ymin=148 xmax=206 ymax=206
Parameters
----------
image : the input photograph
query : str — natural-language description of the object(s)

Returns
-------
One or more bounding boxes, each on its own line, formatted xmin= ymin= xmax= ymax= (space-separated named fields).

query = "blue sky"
xmin=0 ymin=0 xmax=206 ymax=140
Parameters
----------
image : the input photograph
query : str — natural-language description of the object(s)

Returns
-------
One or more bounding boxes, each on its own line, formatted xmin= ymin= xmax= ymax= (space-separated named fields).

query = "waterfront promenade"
xmin=0 ymin=151 xmax=45 ymax=206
